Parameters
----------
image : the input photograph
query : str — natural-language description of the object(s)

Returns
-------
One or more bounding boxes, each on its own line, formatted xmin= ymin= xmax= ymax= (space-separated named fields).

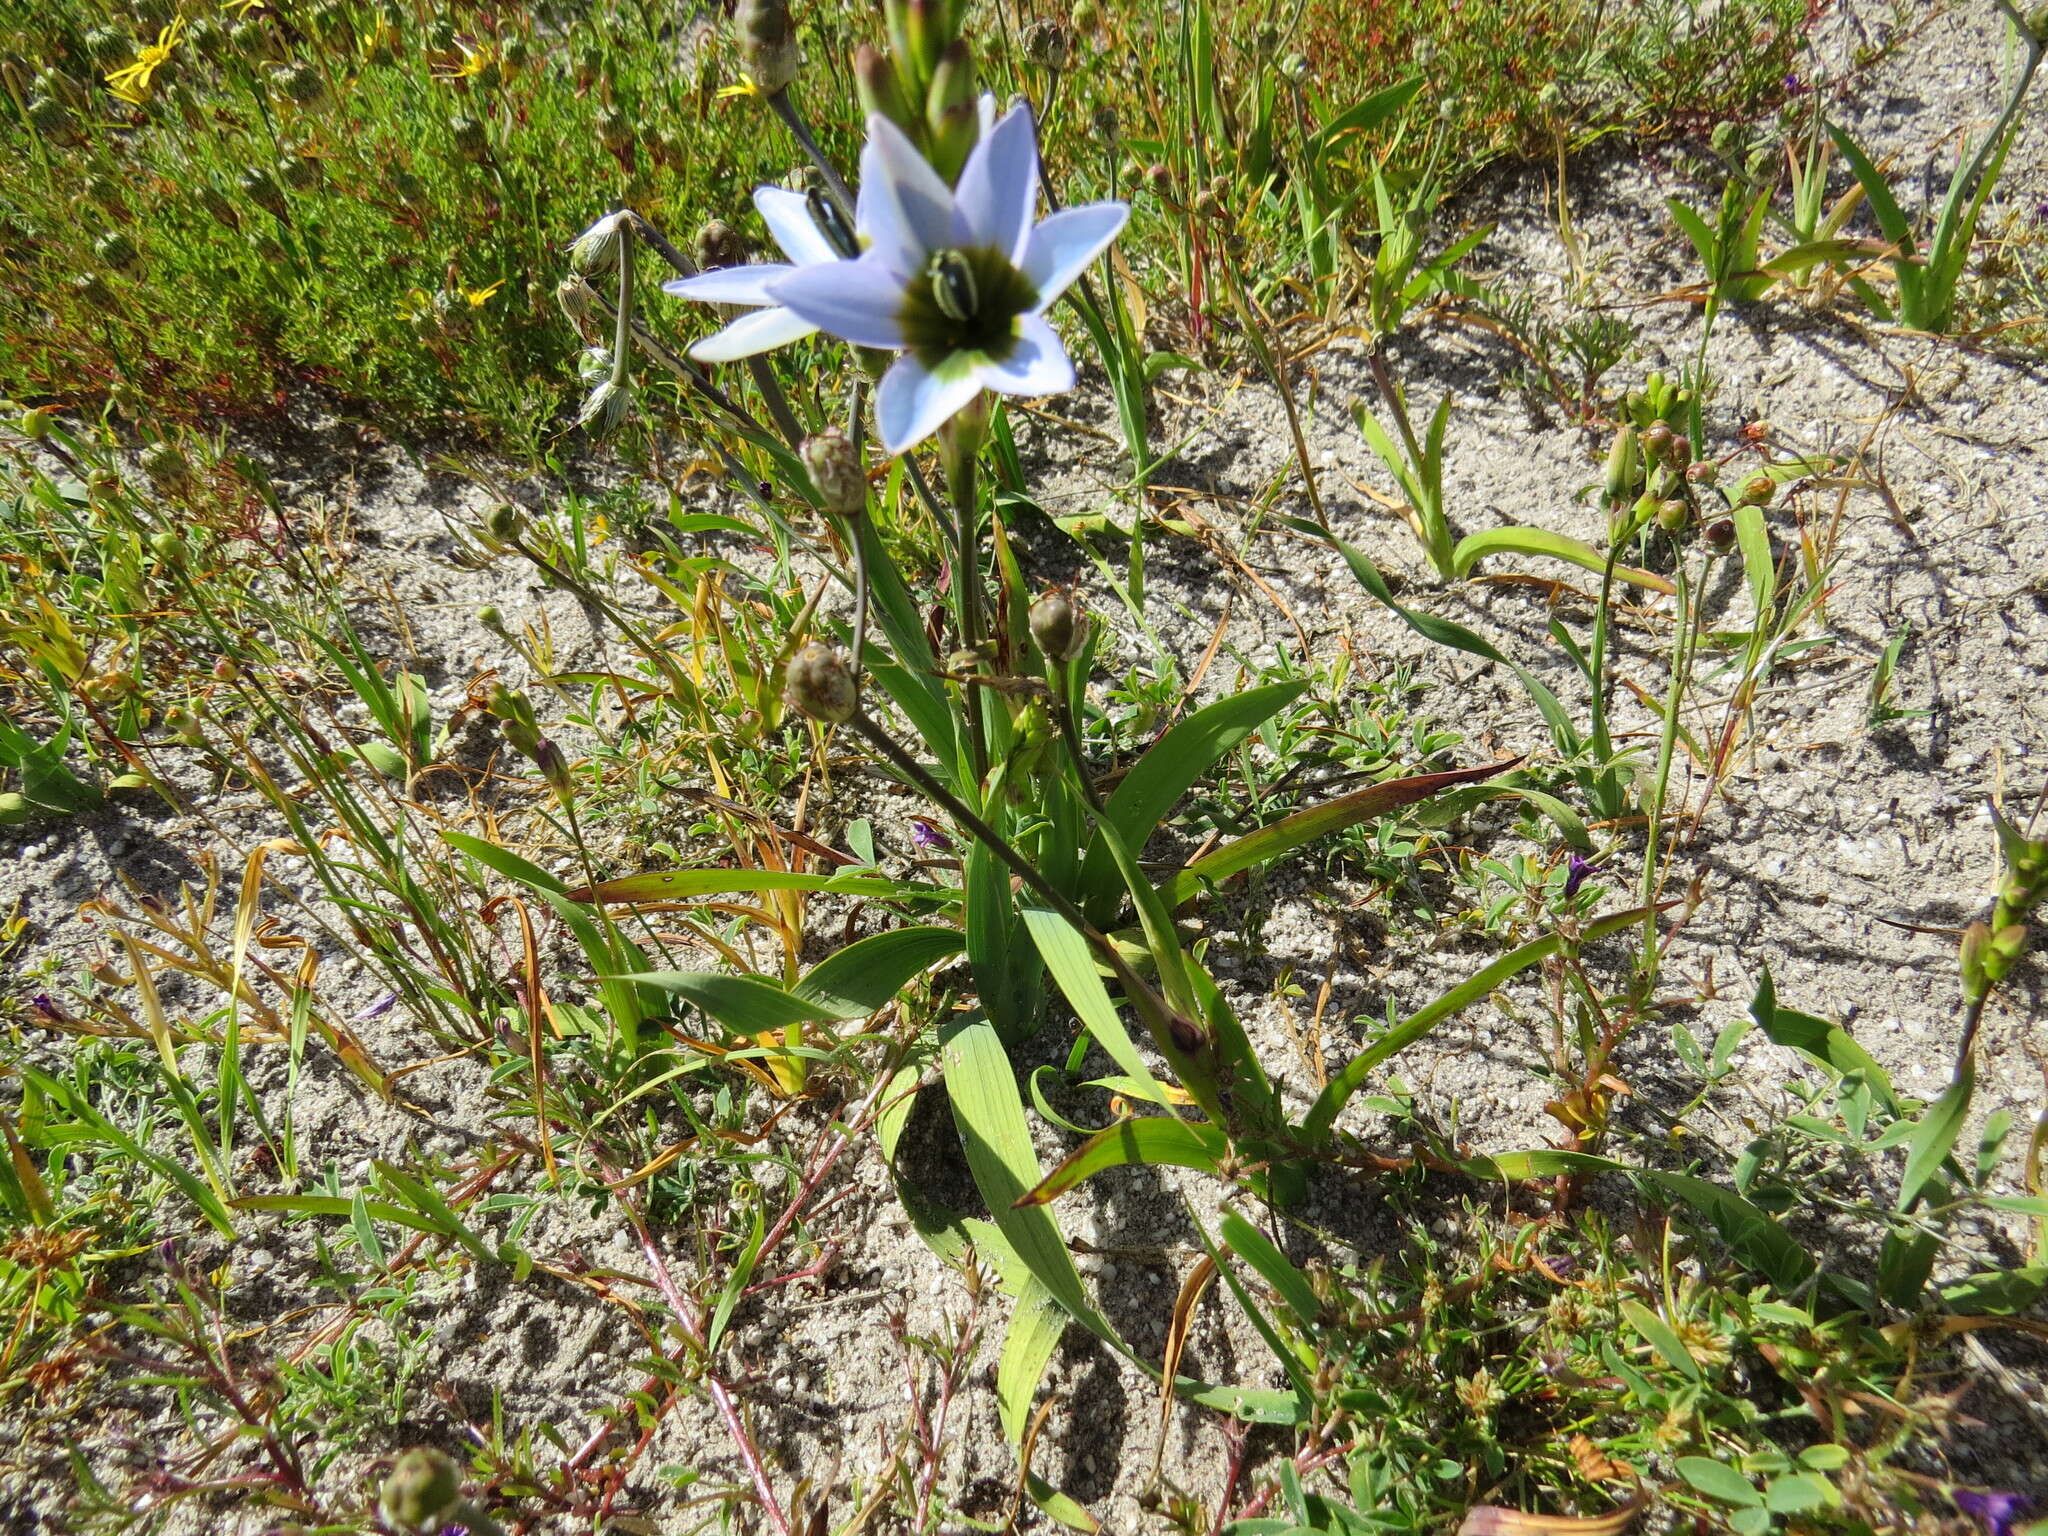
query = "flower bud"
xmin=94 ymin=230 xmax=138 ymax=272
xmin=277 ymin=152 xmax=322 ymax=191
xmin=450 ymin=113 xmax=491 ymax=162
xmin=784 ymin=641 xmax=857 ymax=724
xmin=1602 ymin=425 xmax=1638 ymax=506
xmin=379 ymin=1449 xmax=463 ymax=1536
xmin=84 ymin=173 xmax=129 ymax=220
xmin=26 ymin=95 xmax=76 ymax=144
xmin=1028 ymin=589 xmax=1086 ymax=663
xmin=483 ymin=506 xmax=526 ymax=549
xmin=557 ymin=274 xmax=596 ymax=331
xmin=1071 ymin=0 xmax=1101 ymax=33
xmin=801 ymin=429 xmax=866 ymax=515
xmin=140 ymin=441 xmax=194 ymax=498
xmin=150 ymin=531 xmax=189 ymax=569
xmin=736 ymin=0 xmax=800 ymax=93
xmin=924 ymin=41 xmax=979 ymax=180
xmin=1638 ymin=420 xmax=1672 ymax=462
xmin=693 ymin=219 xmax=746 ymax=272
xmin=0 ymin=791 xmax=29 ymax=825
xmin=273 ymin=60 xmax=328 ymax=109
xmin=1090 ymin=104 xmax=1119 ymax=143
xmin=1654 ymin=498 xmax=1689 ymax=535
xmin=1684 ymin=460 xmax=1718 ymax=487
xmin=1165 ymin=1010 xmax=1210 ymax=1056
xmin=576 ymin=345 xmax=613 ymax=384
xmin=239 ymin=166 xmax=288 ymax=220
xmin=20 ymin=405 xmax=58 ymax=440
xmin=568 ymin=210 xmax=626 ymax=276
xmin=1143 ymin=162 xmax=1170 ymax=193
xmin=595 ymin=105 xmax=631 ymax=157
xmin=199 ymin=182 xmax=240 ymax=229
xmin=1279 ymin=52 xmax=1310 ymax=82
xmin=855 ymin=45 xmax=918 ymax=136
xmin=531 ymin=737 xmax=573 ymax=795
xmin=1739 ymin=474 xmax=1775 ymax=506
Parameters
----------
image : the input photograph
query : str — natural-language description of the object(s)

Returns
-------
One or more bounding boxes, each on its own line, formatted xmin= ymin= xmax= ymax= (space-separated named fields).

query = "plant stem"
xmin=1639 ymin=539 xmax=1703 ymax=973
xmin=939 ymin=410 xmax=991 ymax=784
xmin=1048 ymin=668 xmax=1105 ymax=816
xmin=765 ymin=88 xmax=855 ymax=222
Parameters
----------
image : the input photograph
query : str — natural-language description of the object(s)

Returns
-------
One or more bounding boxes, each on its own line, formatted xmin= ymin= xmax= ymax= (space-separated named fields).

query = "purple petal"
xmin=952 ymin=102 xmax=1038 ymax=263
xmin=1956 ymin=1490 xmax=2029 ymax=1536
xmin=1020 ymin=202 xmax=1129 ymax=309
xmin=688 ymin=305 xmax=818 ymax=362
xmin=663 ymin=264 xmax=792 ymax=306
xmin=859 ymin=112 xmax=954 ymax=276
xmin=980 ymin=313 xmax=1074 ymax=398
xmin=765 ymin=256 xmax=907 ymax=349
xmin=875 ymin=353 xmax=984 ymax=454
xmin=755 ymin=187 xmax=841 ymax=267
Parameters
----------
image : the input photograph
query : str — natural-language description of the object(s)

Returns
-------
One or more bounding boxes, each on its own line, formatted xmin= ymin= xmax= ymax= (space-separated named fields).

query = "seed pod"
xmin=485 ymin=503 xmax=525 ymax=542
xmin=576 ymin=378 xmax=635 ymax=437
xmin=784 ymin=641 xmax=858 ymax=724
xmin=212 ymin=656 xmax=239 ymax=682
xmin=140 ymin=441 xmax=194 ymax=498
xmin=1090 ymin=104 xmax=1118 ymax=143
xmin=736 ymin=0 xmax=800 ymax=93
xmin=556 ymin=274 xmax=596 ymax=331
xmin=576 ymin=345 xmax=613 ymax=384
xmin=1279 ymin=51 xmax=1310 ymax=82
xmin=1654 ymin=497 xmax=1689 ymax=535
xmin=693 ymin=219 xmax=746 ymax=272
xmin=1739 ymin=474 xmax=1775 ymax=506
xmin=1683 ymin=459 xmax=1718 ymax=487
xmin=800 ymin=429 xmax=866 ymax=515
xmin=1143 ymin=162 xmax=1170 ymax=193
xmin=93 ymin=230 xmax=138 ymax=271
xmin=1702 ymin=517 xmax=1736 ymax=554
xmin=379 ymin=1450 xmax=463 ymax=1536
xmin=0 ymin=791 xmax=30 ymax=825
xmin=1165 ymin=1009 xmax=1209 ymax=1056
xmin=476 ymin=604 xmax=506 ymax=632
xmin=1028 ymin=589 xmax=1086 ymax=663
xmin=1638 ymin=420 xmax=1673 ymax=462
xmin=150 ymin=530 xmax=189 ymax=569
xmin=19 ymin=405 xmax=57 ymax=440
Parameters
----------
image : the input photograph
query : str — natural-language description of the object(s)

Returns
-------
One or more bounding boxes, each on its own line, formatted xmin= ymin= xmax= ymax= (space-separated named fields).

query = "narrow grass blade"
xmin=1451 ymin=527 xmax=1673 ymax=594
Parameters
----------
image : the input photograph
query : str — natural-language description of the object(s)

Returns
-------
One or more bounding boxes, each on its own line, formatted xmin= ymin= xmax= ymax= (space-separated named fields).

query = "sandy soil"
xmin=5 ymin=1 xmax=2048 ymax=1529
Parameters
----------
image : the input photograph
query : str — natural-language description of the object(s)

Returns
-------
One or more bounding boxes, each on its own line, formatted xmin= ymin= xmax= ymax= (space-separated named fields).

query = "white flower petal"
xmin=663 ymin=264 xmax=793 ymax=306
xmin=981 ymin=313 xmax=1074 ymax=398
xmin=1021 ymin=202 xmax=1129 ymax=308
xmin=766 ymin=255 xmax=908 ymax=349
xmin=688 ymin=305 xmax=819 ymax=362
xmin=951 ymin=102 xmax=1037 ymax=262
xmin=755 ymin=186 xmax=840 ymax=267
xmin=860 ymin=112 xmax=955 ymax=275
xmin=875 ymin=353 xmax=985 ymax=453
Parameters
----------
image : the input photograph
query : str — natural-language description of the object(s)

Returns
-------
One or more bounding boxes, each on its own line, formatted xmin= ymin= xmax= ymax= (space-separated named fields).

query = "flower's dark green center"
xmin=898 ymin=245 xmax=1038 ymax=364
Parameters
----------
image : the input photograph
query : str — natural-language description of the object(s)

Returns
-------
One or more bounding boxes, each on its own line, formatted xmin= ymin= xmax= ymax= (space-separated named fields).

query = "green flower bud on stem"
xmin=485 ymin=503 xmax=525 ymax=543
xmin=1022 ymin=17 xmax=1070 ymax=68
xmin=855 ymin=45 xmax=919 ymax=137
xmin=1602 ymin=425 xmax=1638 ymax=507
xmin=239 ymin=166 xmax=288 ymax=220
xmin=568 ymin=211 xmax=626 ymax=276
xmin=1739 ymin=474 xmax=1775 ymax=506
xmin=273 ymin=60 xmax=328 ymax=109
xmin=784 ymin=641 xmax=858 ymax=724
xmin=150 ymin=531 xmax=189 ymax=569
xmin=1654 ymin=497 xmax=1689 ymax=535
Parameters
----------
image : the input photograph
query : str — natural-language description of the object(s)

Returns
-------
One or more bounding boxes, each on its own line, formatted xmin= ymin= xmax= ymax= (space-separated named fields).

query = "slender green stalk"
xmin=938 ymin=410 xmax=992 ymax=783
xmin=1048 ymin=668 xmax=1105 ymax=817
xmin=1638 ymin=540 xmax=1705 ymax=972
xmin=765 ymin=88 xmax=855 ymax=221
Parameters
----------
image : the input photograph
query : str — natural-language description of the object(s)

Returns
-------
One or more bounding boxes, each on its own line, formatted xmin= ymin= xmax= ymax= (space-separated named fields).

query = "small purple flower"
xmin=1782 ymin=72 xmax=1805 ymax=95
xmin=910 ymin=819 xmax=954 ymax=854
xmin=1563 ymin=853 xmax=1602 ymax=899
xmin=1955 ymin=1489 xmax=2029 ymax=1536
xmin=30 ymin=994 xmax=68 ymax=1024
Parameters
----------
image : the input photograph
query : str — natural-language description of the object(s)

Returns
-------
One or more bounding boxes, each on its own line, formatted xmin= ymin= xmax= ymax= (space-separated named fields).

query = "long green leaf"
xmin=996 ymin=1274 xmax=1068 ymax=1443
xmin=1080 ymin=681 xmax=1308 ymax=919
xmin=560 ymin=868 xmax=948 ymax=904
xmin=1218 ymin=1211 xmax=1319 ymax=1330
xmin=940 ymin=1012 xmax=1116 ymax=1341
xmin=792 ymin=926 xmax=963 ymax=1019
xmin=26 ymin=1068 xmax=236 ymax=1237
xmin=1451 ymin=526 xmax=1674 ymax=594
xmin=1018 ymin=1117 xmax=1228 ymax=1205
xmin=1898 ymin=1063 xmax=1973 ymax=1213
xmin=621 ymin=971 xmax=842 ymax=1034
xmin=1022 ymin=907 xmax=1174 ymax=1113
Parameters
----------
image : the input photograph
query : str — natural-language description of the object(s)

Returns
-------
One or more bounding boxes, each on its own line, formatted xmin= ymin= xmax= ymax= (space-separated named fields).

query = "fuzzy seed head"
xmin=784 ymin=642 xmax=858 ymax=724
xmin=736 ymin=0 xmax=800 ymax=92
xmin=693 ymin=219 xmax=747 ymax=272
xmin=569 ymin=211 xmax=627 ymax=276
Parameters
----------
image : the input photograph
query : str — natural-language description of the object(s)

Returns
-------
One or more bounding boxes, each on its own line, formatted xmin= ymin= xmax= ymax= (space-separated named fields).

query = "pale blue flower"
xmin=662 ymin=184 xmax=861 ymax=362
xmin=765 ymin=103 xmax=1127 ymax=453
